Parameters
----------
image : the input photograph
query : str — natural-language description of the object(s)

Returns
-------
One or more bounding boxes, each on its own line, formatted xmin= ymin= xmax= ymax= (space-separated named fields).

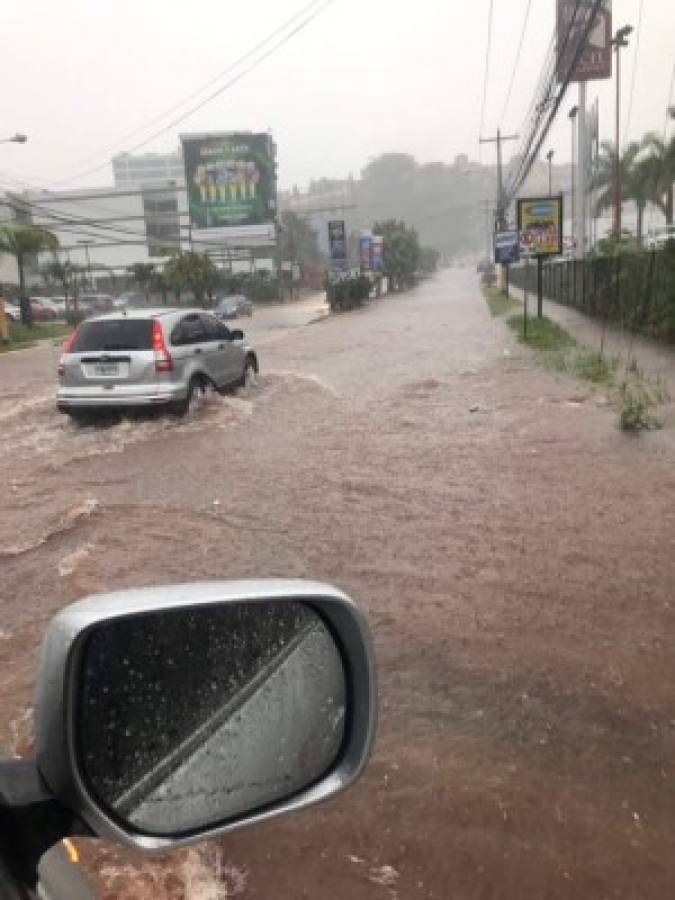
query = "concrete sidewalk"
xmin=509 ymin=282 xmax=675 ymax=396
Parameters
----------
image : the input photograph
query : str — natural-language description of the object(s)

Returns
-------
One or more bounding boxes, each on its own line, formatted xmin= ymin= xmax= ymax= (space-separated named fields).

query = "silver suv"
xmin=56 ymin=308 xmax=258 ymax=420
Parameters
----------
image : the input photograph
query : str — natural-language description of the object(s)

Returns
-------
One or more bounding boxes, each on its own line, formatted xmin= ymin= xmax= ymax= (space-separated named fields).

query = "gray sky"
xmin=1 ymin=0 xmax=673 ymax=192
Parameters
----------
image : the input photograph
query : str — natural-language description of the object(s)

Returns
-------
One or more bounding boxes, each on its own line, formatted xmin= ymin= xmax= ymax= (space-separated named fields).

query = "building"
xmin=112 ymin=150 xmax=185 ymax=189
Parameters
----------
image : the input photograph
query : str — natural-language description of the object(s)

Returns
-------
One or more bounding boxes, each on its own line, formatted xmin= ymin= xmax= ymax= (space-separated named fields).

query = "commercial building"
xmin=112 ymin=150 xmax=185 ymax=189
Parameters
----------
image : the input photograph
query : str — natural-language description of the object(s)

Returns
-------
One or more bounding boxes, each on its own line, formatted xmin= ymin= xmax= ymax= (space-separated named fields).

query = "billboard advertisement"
xmin=371 ymin=235 xmax=384 ymax=272
xmin=557 ymin=0 xmax=612 ymax=82
xmin=517 ymin=196 xmax=564 ymax=257
xmin=494 ymin=230 xmax=520 ymax=265
xmin=360 ymin=234 xmax=373 ymax=270
xmin=328 ymin=220 xmax=348 ymax=270
xmin=181 ymin=132 xmax=276 ymax=229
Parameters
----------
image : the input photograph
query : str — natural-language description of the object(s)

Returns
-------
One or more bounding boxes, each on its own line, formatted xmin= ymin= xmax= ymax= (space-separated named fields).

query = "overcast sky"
xmin=1 ymin=0 xmax=673 ymax=192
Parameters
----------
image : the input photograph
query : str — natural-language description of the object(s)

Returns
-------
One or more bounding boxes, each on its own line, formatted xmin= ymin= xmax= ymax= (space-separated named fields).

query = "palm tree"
xmin=640 ymin=132 xmax=675 ymax=225
xmin=128 ymin=262 xmax=156 ymax=304
xmin=592 ymin=141 xmax=659 ymax=244
xmin=0 ymin=224 xmax=59 ymax=325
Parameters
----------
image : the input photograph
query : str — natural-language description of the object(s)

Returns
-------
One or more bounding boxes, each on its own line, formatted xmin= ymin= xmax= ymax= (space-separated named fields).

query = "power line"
xmin=500 ymin=0 xmax=533 ymax=126
xmin=623 ymin=0 xmax=643 ymax=145
xmin=51 ymin=0 xmax=326 ymax=183
xmin=53 ymin=0 xmax=336 ymax=187
xmin=478 ymin=0 xmax=496 ymax=146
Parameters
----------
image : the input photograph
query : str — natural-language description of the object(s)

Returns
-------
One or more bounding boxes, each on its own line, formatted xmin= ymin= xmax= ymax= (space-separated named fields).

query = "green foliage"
xmin=2 ymin=320 xmax=71 ymax=353
xmin=618 ymin=382 xmax=662 ymax=432
xmin=507 ymin=314 xmax=576 ymax=351
xmin=162 ymin=252 xmax=218 ymax=302
xmin=278 ymin=210 xmax=323 ymax=265
xmin=0 ymin=224 xmax=60 ymax=325
xmin=128 ymin=262 xmax=156 ymax=299
xmin=419 ymin=246 xmax=440 ymax=276
xmin=373 ymin=219 xmax=420 ymax=291
xmin=219 ymin=271 xmax=279 ymax=303
xmin=325 ymin=274 xmax=371 ymax=312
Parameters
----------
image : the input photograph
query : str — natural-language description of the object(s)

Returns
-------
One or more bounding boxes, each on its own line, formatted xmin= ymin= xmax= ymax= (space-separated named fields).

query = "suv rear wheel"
xmin=169 ymin=377 xmax=200 ymax=417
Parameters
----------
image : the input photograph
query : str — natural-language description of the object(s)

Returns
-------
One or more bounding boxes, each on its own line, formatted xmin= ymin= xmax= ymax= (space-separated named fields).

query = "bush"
xmin=325 ymin=274 xmax=372 ymax=312
xmin=618 ymin=382 xmax=661 ymax=432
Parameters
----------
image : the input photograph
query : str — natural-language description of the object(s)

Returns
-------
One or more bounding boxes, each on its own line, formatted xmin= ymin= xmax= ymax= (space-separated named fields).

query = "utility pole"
xmin=479 ymin=130 xmax=518 ymax=293
xmin=546 ymin=150 xmax=555 ymax=195
xmin=610 ymin=25 xmax=633 ymax=237
xmin=568 ymin=106 xmax=578 ymax=251
xmin=77 ymin=240 xmax=93 ymax=289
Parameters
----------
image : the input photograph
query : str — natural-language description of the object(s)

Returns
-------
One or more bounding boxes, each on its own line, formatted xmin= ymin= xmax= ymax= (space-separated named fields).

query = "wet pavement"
xmin=1 ymin=271 xmax=675 ymax=899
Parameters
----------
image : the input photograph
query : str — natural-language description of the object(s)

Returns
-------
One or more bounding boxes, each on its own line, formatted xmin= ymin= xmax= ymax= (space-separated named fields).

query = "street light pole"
xmin=568 ymin=106 xmax=578 ymax=252
xmin=546 ymin=150 xmax=555 ymax=196
xmin=610 ymin=25 xmax=633 ymax=238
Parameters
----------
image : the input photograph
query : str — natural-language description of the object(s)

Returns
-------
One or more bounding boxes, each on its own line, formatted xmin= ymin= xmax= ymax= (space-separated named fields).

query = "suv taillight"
xmin=152 ymin=320 xmax=173 ymax=372
xmin=58 ymin=327 xmax=79 ymax=377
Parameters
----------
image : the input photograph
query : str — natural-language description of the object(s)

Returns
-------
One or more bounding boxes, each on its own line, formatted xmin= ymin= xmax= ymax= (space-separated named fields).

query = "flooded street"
xmin=2 ymin=270 xmax=675 ymax=898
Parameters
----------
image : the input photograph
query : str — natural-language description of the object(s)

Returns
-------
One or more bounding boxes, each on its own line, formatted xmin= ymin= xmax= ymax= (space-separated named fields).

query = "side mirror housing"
xmin=34 ymin=580 xmax=376 ymax=851
xmin=230 ymin=329 xmax=244 ymax=341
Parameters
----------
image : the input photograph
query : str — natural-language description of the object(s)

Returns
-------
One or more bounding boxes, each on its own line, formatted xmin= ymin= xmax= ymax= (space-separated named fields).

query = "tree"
xmin=162 ymin=252 xmax=218 ymax=304
xmin=373 ymin=219 xmax=421 ymax=291
xmin=0 ymin=225 xmax=59 ymax=324
xmin=640 ymin=132 xmax=675 ymax=225
xmin=41 ymin=259 xmax=80 ymax=313
xmin=592 ymin=141 xmax=657 ymax=243
xmin=419 ymin=246 xmax=441 ymax=276
xmin=128 ymin=262 xmax=156 ymax=303
xmin=278 ymin=210 xmax=323 ymax=265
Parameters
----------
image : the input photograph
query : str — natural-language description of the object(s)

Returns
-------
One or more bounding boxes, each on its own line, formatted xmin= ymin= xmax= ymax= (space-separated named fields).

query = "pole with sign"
xmin=517 ymin=195 xmax=564 ymax=319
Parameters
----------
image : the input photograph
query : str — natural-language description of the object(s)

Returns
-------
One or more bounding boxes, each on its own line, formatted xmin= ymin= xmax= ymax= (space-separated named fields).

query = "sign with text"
xmin=181 ymin=132 xmax=276 ymax=229
xmin=359 ymin=234 xmax=373 ymax=270
xmin=494 ymin=230 xmax=520 ymax=265
xmin=517 ymin=196 xmax=564 ymax=257
xmin=328 ymin=220 xmax=348 ymax=270
xmin=557 ymin=0 xmax=612 ymax=82
xmin=371 ymin=235 xmax=384 ymax=272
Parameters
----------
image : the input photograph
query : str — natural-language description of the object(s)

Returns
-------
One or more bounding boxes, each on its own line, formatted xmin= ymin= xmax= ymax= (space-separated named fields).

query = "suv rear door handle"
xmin=218 ymin=343 xmax=225 ymax=349
xmin=194 ymin=348 xmax=202 ymax=355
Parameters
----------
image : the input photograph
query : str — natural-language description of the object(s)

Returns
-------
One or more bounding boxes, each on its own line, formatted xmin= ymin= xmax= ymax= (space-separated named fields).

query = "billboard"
xmin=494 ymin=230 xmax=520 ymax=265
xmin=181 ymin=132 xmax=276 ymax=230
xmin=328 ymin=220 xmax=348 ymax=270
xmin=517 ymin=196 xmax=564 ymax=257
xmin=359 ymin=234 xmax=373 ymax=270
xmin=557 ymin=0 xmax=612 ymax=82
xmin=371 ymin=235 xmax=384 ymax=272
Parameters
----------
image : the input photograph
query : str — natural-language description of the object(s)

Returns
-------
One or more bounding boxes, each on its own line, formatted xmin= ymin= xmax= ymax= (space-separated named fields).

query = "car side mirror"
xmin=34 ymin=580 xmax=376 ymax=851
xmin=230 ymin=329 xmax=244 ymax=341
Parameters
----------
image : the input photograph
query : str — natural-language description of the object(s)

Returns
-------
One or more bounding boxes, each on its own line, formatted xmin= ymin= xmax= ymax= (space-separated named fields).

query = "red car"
xmin=29 ymin=298 xmax=57 ymax=321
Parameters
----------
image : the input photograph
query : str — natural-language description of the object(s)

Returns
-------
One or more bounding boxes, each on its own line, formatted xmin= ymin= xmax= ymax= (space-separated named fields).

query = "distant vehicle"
xmin=41 ymin=297 xmax=68 ymax=317
xmin=214 ymin=294 xmax=254 ymax=319
xmin=113 ymin=291 xmax=145 ymax=309
xmin=78 ymin=293 xmax=114 ymax=314
xmin=29 ymin=298 xmax=58 ymax=321
xmin=645 ymin=226 xmax=675 ymax=250
xmin=2 ymin=301 xmax=21 ymax=322
xmin=57 ymin=308 xmax=258 ymax=421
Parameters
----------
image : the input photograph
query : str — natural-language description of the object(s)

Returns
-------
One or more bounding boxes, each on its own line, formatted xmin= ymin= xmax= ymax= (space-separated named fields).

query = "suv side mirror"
xmin=33 ymin=580 xmax=376 ymax=851
xmin=230 ymin=329 xmax=244 ymax=341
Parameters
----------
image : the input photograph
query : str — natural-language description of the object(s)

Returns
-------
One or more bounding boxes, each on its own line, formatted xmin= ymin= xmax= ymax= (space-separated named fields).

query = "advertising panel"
xmin=328 ymin=220 xmax=348 ymax=270
xmin=494 ymin=230 xmax=521 ymax=265
xmin=557 ymin=0 xmax=612 ymax=82
xmin=517 ymin=196 xmax=564 ymax=257
xmin=181 ymin=132 xmax=276 ymax=229
xmin=371 ymin=235 xmax=384 ymax=272
xmin=359 ymin=234 xmax=373 ymax=271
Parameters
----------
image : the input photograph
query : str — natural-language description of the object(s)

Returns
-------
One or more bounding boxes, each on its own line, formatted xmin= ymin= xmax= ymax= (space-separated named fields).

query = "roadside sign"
xmin=328 ymin=220 xmax=348 ymax=270
xmin=371 ymin=235 xmax=384 ymax=272
xmin=359 ymin=234 xmax=373 ymax=271
xmin=494 ymin=230 xmax=520 ymax=265
xmin=557 ymin=0 xmax=612 ymax=83
xmin=517 ymin=196 xmax=564 ymax=257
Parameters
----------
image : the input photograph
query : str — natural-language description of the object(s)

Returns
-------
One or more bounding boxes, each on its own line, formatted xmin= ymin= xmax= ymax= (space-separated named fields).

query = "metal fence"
xmin=509 ymin=244 xmax=675 ymax=343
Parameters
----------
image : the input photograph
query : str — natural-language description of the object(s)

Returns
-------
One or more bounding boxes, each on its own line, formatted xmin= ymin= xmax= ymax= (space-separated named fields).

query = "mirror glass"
xmin=74 ymin=601 xmax=346 ymax=836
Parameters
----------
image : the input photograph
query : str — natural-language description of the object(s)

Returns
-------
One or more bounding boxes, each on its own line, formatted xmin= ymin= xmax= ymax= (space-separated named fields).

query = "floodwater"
xmin=2 ymin=272 xmax=675 ymax=899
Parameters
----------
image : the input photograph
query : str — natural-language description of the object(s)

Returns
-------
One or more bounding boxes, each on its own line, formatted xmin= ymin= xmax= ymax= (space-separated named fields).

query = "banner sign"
xmin=328 ymin=220 xmax=348 ymax=270
xmin=371 ymin=235 xmax=384 ymax=272
xmin=517 ymin=196 xmax=564 ymax=257
xmin=557 ymin=0 xmax=612 ymax=82
xmin=494 ymin=230 xmax=520 ymax=265
xmin=181 ymin=132 xmax=276 ymax=229
xmin=359 ymin=234 xmax=373 ymax=270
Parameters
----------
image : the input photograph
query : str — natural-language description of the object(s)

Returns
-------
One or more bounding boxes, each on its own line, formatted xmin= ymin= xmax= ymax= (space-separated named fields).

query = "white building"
xmin=112 ymin=150 xmax=185 ymax=189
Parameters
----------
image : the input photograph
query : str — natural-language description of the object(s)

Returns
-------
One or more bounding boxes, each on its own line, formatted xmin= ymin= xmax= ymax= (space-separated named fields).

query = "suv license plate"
xmin=94 ymin=363 xmax=119 ymax=376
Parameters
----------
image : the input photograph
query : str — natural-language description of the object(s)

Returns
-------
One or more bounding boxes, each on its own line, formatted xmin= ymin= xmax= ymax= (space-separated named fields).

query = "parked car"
xmin=78 ymin=293 xmax=114 ymax=314
xmin=113 ymin=291 xmax=145 ymax=310
xmin=214 ymin=294 xmax=254 ymax=319
xmin=41 ymin=297 xmax=68 ymax=317
xmin=29 ymin=298 xmax=58 ymax=321
xmin=57 ymin=308 xmax=259 ymax=420
xmin=2 ymin=301 xmax=21 ymax=322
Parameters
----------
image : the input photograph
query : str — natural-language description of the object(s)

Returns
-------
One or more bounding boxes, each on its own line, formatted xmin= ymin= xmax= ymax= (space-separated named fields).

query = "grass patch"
xmin=482 ymin=286 xmax=519 ymax=318
xmin=1 ymin=321 xmax=71 ymax=353
xmin=618 ymin=382 xmax=662 ymax=432
xmin=506 ymin=313 xmax=575 ymax=351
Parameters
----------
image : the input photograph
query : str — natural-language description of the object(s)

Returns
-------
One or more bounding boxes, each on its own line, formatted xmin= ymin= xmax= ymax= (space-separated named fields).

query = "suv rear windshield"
xmin=71 ymin=319 xmax=154 ymax=352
